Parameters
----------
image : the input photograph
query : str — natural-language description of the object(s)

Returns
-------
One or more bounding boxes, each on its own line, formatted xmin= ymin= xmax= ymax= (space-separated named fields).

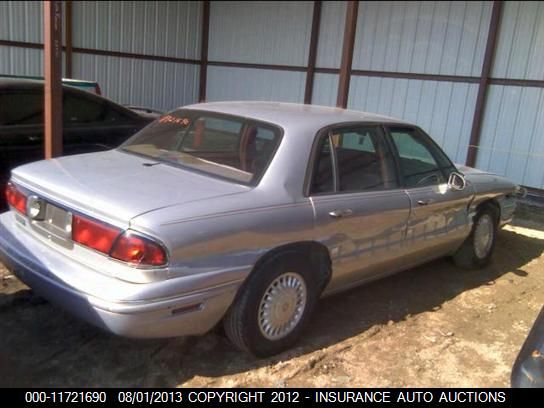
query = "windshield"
xmin=121 ymin=110 xmax=282 ymax=185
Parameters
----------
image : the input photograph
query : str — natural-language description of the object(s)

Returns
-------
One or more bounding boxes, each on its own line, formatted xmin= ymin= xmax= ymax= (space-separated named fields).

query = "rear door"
xmin=308 ymin=124 xmax=411 ymax=293
xmin=386 ymin=126 xmax=473 ymax=265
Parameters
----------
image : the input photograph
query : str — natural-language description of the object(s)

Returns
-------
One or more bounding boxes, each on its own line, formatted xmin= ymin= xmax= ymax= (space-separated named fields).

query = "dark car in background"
xmin=0 ymin=74 xmax=102 ymax=95
xmin=0 ymin=79 xmax=154 ymax=206
xmin=512 ymin=306 xmax=544 ymax=387
xmin=123 ymin=105 xmax=164 ymax=120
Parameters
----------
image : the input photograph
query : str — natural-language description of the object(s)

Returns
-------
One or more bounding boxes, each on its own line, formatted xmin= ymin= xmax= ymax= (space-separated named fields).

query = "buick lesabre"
xmin=0 ymin=102 xmax=522 ymax=356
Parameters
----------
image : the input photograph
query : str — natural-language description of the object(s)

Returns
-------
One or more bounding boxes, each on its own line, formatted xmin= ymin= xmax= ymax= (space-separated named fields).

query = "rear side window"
xmin=339 ymin=130 xmax=376 ymax=153
xmin=333 ymin=127 xmax=398 ymax=192
xmin=310 ymin=136 xmax=334 ymax=194
xmin=0 ymin=91 xmax=43 ymax=125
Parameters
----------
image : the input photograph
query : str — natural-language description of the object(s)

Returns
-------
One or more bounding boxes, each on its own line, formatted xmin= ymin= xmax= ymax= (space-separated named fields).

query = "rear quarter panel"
xmin=130 ymin=191 xmax=316 ymax=280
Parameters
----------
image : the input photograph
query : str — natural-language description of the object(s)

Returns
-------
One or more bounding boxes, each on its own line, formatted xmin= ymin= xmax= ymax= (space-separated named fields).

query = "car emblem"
xmin=27 ymin=196 xmax=45 ymax=220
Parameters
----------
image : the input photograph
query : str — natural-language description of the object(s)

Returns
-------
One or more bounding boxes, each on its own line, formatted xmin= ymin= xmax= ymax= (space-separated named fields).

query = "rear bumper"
xmin=0 ymin=212 xmax=243 ymax=338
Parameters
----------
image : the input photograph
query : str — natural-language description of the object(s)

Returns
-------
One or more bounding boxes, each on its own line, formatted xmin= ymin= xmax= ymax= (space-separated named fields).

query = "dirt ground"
xmin=1 ymin=204 xmax=543 ymax=388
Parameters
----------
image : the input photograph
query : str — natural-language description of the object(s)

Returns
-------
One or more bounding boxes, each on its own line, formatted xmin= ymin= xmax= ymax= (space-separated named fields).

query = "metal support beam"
xmin=336 ymin=1 xmax=358 ymax=108
xmin=304 ymin=1 xmax=322 ymax=104
xmin=65 ymin=0 xmax=73 ymax=78
xmin=466 ymin=1 xmax=502 ymax=167
xmin=43 ymin=0 xmax=63 ymax=159
xmin=199 ymin=1 xmax=210 ymax=102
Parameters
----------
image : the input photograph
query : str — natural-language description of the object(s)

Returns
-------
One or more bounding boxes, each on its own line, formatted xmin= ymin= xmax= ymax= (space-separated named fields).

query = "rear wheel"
xmin=452 ymin=207 xmax=498 ymax=269
xmin=223 ymin=253 xmax=319 ymax=357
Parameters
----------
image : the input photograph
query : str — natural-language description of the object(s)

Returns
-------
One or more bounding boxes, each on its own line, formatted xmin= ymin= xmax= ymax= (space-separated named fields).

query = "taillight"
xmin=94 ymin=84 xmax=102 ymax=95
xmin=5 ymin=182 xmax=27 ymax=214
xmin=72 ymin=214 xmax=167 ymax=267
xmin=110 ymin=232 xmax=167 ymax=266
xmin=72 ymin=214 xmax=121 ymax=254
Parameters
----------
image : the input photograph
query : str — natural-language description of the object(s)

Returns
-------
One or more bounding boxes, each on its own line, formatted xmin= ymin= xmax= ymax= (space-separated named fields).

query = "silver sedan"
xmin=0 ymin=102 xmax=521 ymax=356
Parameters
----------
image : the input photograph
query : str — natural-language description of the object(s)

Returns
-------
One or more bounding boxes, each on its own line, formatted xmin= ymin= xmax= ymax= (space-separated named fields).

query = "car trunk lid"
xmin=11 ymin=149 xmax=250 ymax=227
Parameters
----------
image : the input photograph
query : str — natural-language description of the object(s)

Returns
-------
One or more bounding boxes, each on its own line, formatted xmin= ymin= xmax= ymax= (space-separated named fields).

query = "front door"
xmin=386 ymin=126 xmax=474 ymax=266
xmin=308 ymin=125 xmax=411 ymax=293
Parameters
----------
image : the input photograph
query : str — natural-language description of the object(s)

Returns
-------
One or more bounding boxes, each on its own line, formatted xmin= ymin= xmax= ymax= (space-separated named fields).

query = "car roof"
xmin=0 ymin=78 xmax=141 ymax=118
xmin=183 ymin=101 xmax=410 ymax=131
xmin=0 ymin=75 xmax=98 ymax=85
xmin=0 ymin=78 xmax=47 ymax=88
xmin=0 ymin=77 xmax=89 ymax=90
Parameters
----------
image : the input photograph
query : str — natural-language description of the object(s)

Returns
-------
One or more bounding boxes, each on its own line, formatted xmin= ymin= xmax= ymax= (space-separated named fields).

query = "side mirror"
xmin=448 ymin=172 xmax=466 ymax=191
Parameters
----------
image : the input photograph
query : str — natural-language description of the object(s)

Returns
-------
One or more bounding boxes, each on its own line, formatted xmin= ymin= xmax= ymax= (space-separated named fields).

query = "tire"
xmin=223 ymin=252 xmax=320 ymax=357
xmin=452 ymin=207 xmax=498 ymax=269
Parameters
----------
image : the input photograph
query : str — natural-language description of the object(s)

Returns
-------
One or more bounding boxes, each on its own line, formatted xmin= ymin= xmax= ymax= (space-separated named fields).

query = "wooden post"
xmin=466 ymin=1 xmax=502 ymax=167
xmin=304 ymin=1 xmax=322 ymax=104
xmin=44 ymin=0 xmax=63 ymax=159
xmin=65 ymin=0 xmax=73 ymax=78
xmin=199 ymin=1 xmax=210 ymax=102
xmin=336 ymin=1 xmax=358 ymax=108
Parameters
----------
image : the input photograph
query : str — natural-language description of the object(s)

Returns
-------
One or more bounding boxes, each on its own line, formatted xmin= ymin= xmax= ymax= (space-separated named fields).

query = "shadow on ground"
xmin=0 ymin=227 xmax=542 ymax=387
xmin=512 ymin=202 xmax=544 ymax=231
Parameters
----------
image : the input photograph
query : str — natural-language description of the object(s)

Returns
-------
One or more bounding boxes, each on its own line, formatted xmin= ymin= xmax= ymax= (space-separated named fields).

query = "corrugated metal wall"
xmin=348 ymin=77 xmax=478 ymax=163
xmin=476 ymin=85 xmax=544 ymax=189
xmin=0 ymin=46 xmax=43 ymax=76
xmin=208 ymin=1 xmax=313 ymax=66
xmin=207 ymin=66 xmax=306 ymax=103
xmin=492 ymin=1 xmax=544 ymax=80
xmin=346 ymin=1 xmax=491 ymax=166
xmin=352 ymin=1 xmax=491 ymax=76
xmin=73 ymin=54 xmax=199 ymax=111
xmin=315 ymin=1 xmax=345 ymax=69
xmin=312 ymin=73 xmax=339 ymax=106
xmin=0 ymin=1 xmax=43 ymax=43
xmin=0 ymin=1 xmax=44 ymax=76
xmin=72 ymin=1 xmax=201 ymax=59
xmin=475 ymin=1 xmax=544 ymax=189
xmin=0 ymin=1 xmax=68 ymax=76
xmin=71 ymin=1 xmax=201 ymax=111
xmin=0 ymin=1 xmax=200 ymax=111
xmin=1 ymin=1 xmax=543 ymax=188
xmin=206 ymin=1 xmax=313 ymax=102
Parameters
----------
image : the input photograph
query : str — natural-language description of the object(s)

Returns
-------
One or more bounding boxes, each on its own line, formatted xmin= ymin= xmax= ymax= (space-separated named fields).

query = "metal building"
xmin=1 ymin=1 xmax=543 ymax=190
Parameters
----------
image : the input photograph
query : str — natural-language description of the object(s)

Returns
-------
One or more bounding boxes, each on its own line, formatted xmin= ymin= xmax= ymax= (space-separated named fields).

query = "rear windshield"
xmin=120 ymin=110 xmax=282 ymax=185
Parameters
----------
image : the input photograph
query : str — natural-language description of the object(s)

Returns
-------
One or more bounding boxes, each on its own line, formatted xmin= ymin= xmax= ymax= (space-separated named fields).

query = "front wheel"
xmin=452 ymin=207 xmax=498 ymax=269
xmin=223 ymin=254 xmax=319 ymax=357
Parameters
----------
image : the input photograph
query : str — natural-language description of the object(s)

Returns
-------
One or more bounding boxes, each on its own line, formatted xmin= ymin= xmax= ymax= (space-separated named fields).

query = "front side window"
xmin=389 ymin=128 xmax=453 ymax=188
xmin=121 ymin=110 xmax=281 ymax=185
xmin=310 ymin=125 xmax=398 ymax=194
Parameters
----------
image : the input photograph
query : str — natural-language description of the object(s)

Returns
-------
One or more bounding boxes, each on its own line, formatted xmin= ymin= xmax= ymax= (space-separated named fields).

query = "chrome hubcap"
xmin=474 ymin=214 xmax=494 ymax=259
xmin=258 ymin=272 xmax=307 ymax=340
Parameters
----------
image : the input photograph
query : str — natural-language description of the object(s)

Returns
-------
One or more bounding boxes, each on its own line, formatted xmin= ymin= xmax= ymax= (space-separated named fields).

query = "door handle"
xmin=417 ymin=199 xmax=434 ymax=206
xmin=329 ymin=209 xmax=353 ymax=218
